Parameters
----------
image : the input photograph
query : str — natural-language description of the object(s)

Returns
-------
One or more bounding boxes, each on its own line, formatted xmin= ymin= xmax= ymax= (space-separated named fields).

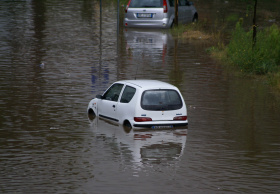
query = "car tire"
xmin=170 ymin=20 xmax=174 ymax=28
xmin=88 ymin=108 xmax=95 ymax=116
xmin=88 ymin=108 xmax=96 ymax=120
xmin=192 ymin=14 xmax=198 ymax=23
xmin=123 ymin=120 xmax=132 ymax=128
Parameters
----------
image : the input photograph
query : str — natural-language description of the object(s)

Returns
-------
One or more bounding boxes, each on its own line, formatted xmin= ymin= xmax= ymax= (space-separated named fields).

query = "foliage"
xmin=226 ymin=23 xmax=280 ymax=75
xmin=225 ymin=14 xmax=239 ymax=23
xmin=170 ymin=24 xmax=190 ymax=36
xmin=170 ymin=20 xmax=223 ymax=42
xmin=119 ymin=0 xmax=129 ymax=5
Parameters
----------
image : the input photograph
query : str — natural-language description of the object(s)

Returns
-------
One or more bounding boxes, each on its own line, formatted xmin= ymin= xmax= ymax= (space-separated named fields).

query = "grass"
xmin=226 ymin=23 xmax=280 ymax=75
xmin=224 ymin=23 xmax=280 ymax=91
xmin=182 ymin=30 xmax=212 ymax=40
xmin=170 ymin=19 xmax=227 ymax=49
xmin=170 ymin=19 xmax=213 ymax=40
xmin=174 ymin=20 xmax=280 ymax=92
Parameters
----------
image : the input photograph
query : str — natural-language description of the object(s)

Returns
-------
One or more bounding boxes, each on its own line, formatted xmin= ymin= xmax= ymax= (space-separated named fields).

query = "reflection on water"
xmin=1 ymin=0 xmax=280 ymax=193
xmin=124 ymin=29 xmax=173 ymax=65
xmin=89 ymin=117 xmax=187 ymax=167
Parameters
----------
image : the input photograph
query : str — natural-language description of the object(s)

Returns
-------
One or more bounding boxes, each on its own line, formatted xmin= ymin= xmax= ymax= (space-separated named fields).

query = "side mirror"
xmin=96 ymin=94 xmax=103 ymax=99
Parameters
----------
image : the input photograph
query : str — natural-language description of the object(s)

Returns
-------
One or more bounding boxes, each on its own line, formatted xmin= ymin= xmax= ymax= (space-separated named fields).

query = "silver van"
xmin=124 ymin=0 xmax=198 ymax=28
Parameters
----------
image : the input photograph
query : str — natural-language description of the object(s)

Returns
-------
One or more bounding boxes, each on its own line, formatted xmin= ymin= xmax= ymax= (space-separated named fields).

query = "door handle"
xmin=112 ymin=105 xmax=116 ymax=108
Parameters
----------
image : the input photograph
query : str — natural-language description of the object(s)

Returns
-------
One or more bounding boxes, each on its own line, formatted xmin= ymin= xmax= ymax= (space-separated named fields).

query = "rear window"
xmin=141 ymin=90 xmax=183 ymax=111
xmin=130 ymin=0 xmax=163 ymax=8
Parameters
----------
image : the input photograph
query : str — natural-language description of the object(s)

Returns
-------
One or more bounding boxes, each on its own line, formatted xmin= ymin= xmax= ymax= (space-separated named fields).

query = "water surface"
xmin=1 ymin=0 xmax=280 ymax=193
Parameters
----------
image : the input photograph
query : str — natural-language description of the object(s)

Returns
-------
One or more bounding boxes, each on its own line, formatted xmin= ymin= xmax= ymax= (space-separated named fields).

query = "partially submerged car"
xmin=87 ymin=80 xmax=188 ymax=129
xmin=124 ymin=0 xmax=198 ymax=28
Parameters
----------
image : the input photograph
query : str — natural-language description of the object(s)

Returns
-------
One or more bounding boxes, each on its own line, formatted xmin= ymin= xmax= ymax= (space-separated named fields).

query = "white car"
xmin=87 ymin=80 xmax=188 ymax=128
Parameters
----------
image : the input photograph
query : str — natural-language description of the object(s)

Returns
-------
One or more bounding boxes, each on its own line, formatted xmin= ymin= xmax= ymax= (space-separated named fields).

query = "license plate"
xmin=152 ymin=125 xmax=173 ymax=129
xmin=137 ymin=13 xmax=152 ymax=18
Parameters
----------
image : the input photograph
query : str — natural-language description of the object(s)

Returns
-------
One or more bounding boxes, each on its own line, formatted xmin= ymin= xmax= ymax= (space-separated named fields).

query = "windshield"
xmin=141 ymin=90 xmax=183 ymax=111
xmin=130 ymin=0 xmax=163 ymax=8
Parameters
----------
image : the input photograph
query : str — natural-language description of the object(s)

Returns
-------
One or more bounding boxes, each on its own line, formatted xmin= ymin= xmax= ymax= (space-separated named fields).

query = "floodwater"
xmin=1 ymin=0 xmax=280 ymax=193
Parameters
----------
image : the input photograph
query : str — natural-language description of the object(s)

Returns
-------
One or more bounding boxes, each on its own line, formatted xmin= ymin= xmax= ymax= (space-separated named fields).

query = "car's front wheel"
xmin=88 ymin=108 xmax=96 ymax=120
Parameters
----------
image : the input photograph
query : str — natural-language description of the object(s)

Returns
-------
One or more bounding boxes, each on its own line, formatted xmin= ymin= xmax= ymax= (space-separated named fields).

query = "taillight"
xmin=125 ymin=0 xmax=132 ymax=13
xmin=163 ymin=0 xmax=168 ymax=13
xmin=134 ymin=117 xmax=152 ymax=122
xmin=173 ymin=116 xmax=187 ymax=121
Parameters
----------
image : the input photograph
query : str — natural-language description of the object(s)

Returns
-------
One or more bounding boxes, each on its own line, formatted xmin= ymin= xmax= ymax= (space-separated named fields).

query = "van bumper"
xmin=124 ymin=18 xmax=172 ymax=29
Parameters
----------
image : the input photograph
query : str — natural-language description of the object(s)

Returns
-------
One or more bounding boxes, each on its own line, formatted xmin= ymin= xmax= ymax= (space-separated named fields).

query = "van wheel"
xmin=170 ymin=20 xmax=174 ymax=28
xmin=192 ymin=14 xmax=198 ymax=23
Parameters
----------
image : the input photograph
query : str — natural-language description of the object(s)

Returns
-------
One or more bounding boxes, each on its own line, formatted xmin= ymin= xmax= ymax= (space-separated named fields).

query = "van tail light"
xmin=163 ymin=0 xmax=168 ymax=13
xmin=134 ymin=117 xmax=152 ymax=122
xmin=125 ymin=0 xmax=132 ymax=13
xmin=173 ymin=116 xmax=187 ymax=121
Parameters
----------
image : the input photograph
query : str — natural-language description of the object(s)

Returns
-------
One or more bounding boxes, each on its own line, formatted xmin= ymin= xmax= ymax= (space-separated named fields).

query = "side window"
xmin=103 ymin=83 xmax=124 ymax=102
xmin=180 ymin=0 xmax=190 ymax=6
xmin=179 ymin=0 xmax=186 ymax=6
xmin=120 ymin=86 xmax=136 ymax=103
xmin=168 ymin=0 xmax=174 ymax=7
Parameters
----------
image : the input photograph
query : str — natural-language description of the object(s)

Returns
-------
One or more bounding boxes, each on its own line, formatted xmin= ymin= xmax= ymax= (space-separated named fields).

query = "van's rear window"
xmin=130 ymin=0 xmax=163 ymax=8
xmin=141 ymin=90 xmax=183 ymax=111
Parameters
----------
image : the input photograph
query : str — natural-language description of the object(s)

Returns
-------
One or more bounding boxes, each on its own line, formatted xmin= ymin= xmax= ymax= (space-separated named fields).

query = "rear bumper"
xmin=133 ymin=121 xmax=188 ymax=128
xmin=124 ymin=18 xmax=171 ymax=29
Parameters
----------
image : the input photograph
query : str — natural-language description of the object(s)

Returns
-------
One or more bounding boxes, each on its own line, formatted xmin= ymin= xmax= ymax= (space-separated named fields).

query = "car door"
xmin=117 ymin=85 xmax=137 ymax=122
xmin=98 ymin=83 xmax=124 ymax=121
xmin=179 ymin=0 xmax=192 ymax=23
xmin=178 ymin=0 xmax=185 ymax=23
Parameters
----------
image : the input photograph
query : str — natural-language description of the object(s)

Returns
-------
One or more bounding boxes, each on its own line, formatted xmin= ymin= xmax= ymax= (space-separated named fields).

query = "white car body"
xmin=87 ymin=80 xmax=188 ymax=128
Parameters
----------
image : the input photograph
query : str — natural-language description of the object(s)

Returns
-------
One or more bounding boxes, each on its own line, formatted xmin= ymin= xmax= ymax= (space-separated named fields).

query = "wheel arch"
xmin=123 ymin=119 xmax=132 ymax=128
xmin=88 ymin=108 xmax=96 ymax=116
xmin=169 ymin=14 xmax=175 ymax=28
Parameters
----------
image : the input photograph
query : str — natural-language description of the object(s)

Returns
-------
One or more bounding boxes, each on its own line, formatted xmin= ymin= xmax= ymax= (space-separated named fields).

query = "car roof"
xmin=116 ymin=80 xmax=178 ymax=90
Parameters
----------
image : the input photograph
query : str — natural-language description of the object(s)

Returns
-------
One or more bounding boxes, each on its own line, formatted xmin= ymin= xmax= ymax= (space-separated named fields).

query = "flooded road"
xmin=1 ymin=0 xmax=280 ymax=193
